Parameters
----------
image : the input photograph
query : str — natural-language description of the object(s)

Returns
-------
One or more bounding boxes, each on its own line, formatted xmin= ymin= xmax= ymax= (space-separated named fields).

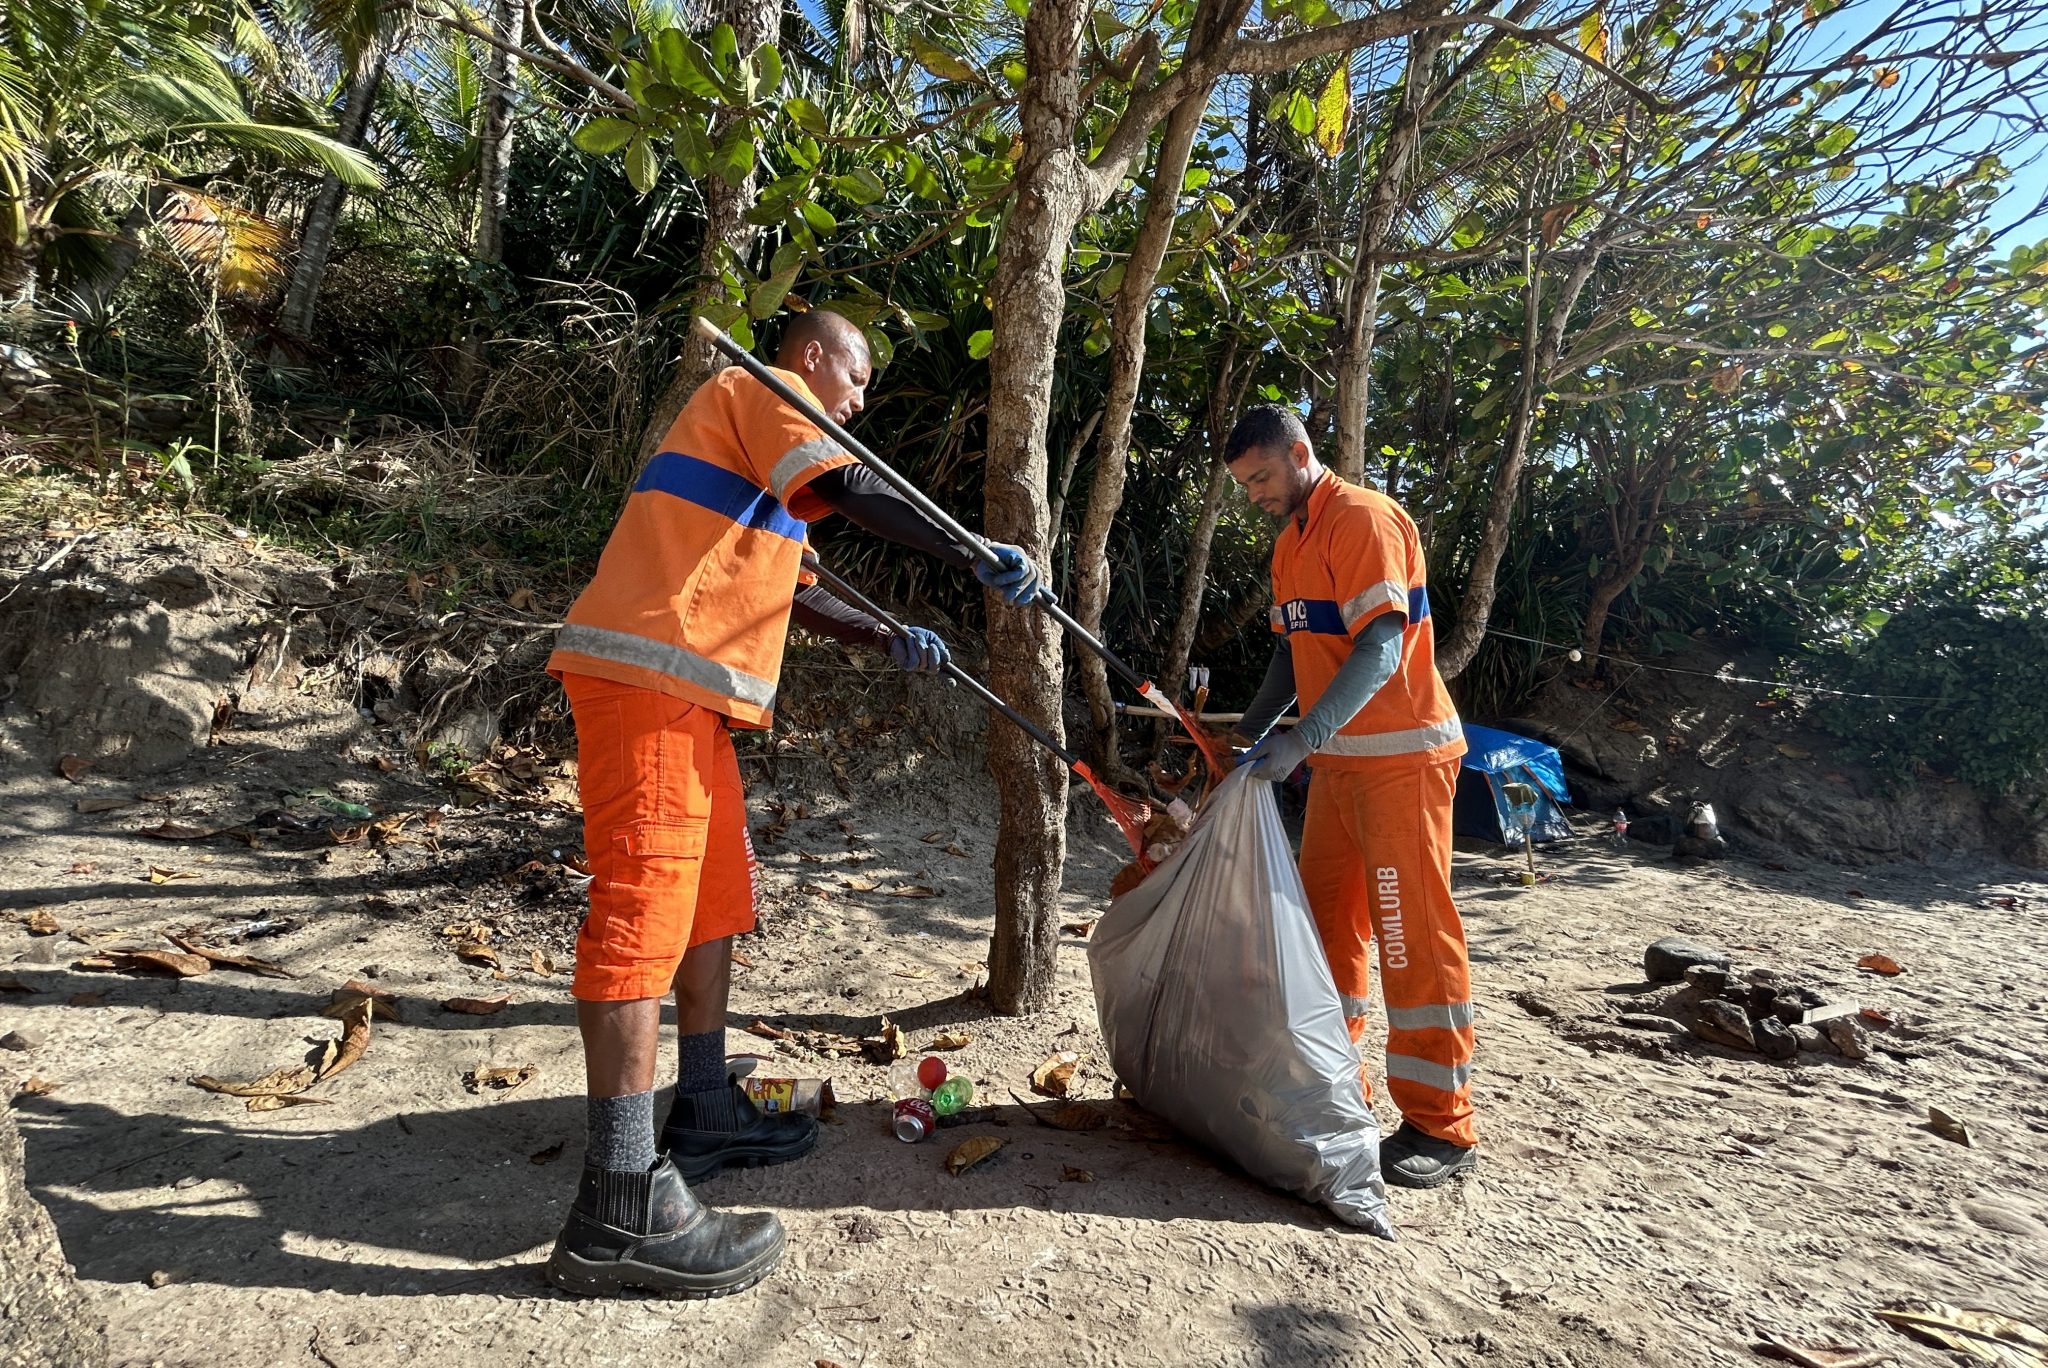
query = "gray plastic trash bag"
xmin=1088 ymin=768 xmax=1394 ymax=1237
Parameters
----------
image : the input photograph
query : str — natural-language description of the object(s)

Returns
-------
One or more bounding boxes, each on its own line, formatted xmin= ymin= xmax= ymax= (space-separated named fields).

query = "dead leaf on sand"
xmin=58 ymin=754 xmax=91 ymax=782
xmin=944 ymin=1135 xmax=1004 ymax=1175
xmin=456 ymin=941 xmax=502 ymax=969
xmin=729 ymin=950 xmax=755 ymax=969
xmin=146 ymin=866 xmax=195 ymax=885
xmin=246 ymin=1094 xmax=334 ymax=1113
xmin=442 ymin=994 xmax=511 ymax=1016
xmin=1873 ymin=1299 xmax=2047 ymax=1361
xmin=529 ymin=1142 xmax=565 ymax=1166
xmin=1926 ymin=1106 xmax=1974 ymax=1148
xmin=13 ymin=1076 xmax=58 ymax=1100
xmin=191 ymin=1065 xmax=318 ymax=1099
xmin=746 ymin=1019 xmax=792 ymax=1041
xmin=22 ymin=911 xmax=59 ymax=936
xmin=464 ymin=1064 xmax=537 ymax=1095
xmin=862 ymin=1016 xmax=907 ymax=1064
xmin=1030 ymin=1050 xmax=1082 ymax=1098
xmin=1753 ymin=1335 xmax=1887 ymax=1368
xmin=889 ymin=884 xmax=939 ymax=899
xmin=324 ymin=979 xmax=403 ymax=1022
xmin=529 ymin=948 xmax=555 ymax=977
xmin=75 ymin=797 xmax=133 ymax=814
xmin=929 ymin=1031 xmax=972 ymax=1051
xmin=140 ymin=821 xmax=220 ymax=841
xmin=167 ymin=935 xmax=292 ymax=979
xmin=1857 ymin=953 xmax=1904 ymax=976
xmin=1061 ymin=920 xmax=1096 ymax=939
xmin=313 ymin=1000 xmax=372 ymax=1082
xmin=1048 ymin=1101 xmax=1110 ymax=1132
xmin=1061 ymin=1166 xmax=1095 ymax=1184
xmin=77 ymin=949 xmax=211 ymax=978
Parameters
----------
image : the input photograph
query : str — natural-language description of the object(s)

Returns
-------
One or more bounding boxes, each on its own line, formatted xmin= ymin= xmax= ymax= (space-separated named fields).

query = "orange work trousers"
xmin=561 ymin=673 xmax=759 ymax=1002
xmin=1298 ymin=756 xmax=1478 ymax=1148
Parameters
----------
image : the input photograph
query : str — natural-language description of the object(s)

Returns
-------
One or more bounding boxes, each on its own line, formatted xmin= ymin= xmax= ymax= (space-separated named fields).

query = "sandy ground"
xmin=3 ymin=702 xmax=2046 ymax=1368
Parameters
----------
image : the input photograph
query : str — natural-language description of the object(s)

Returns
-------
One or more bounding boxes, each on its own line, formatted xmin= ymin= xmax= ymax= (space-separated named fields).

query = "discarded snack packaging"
xmin=740 ymin=1075 xmax=836 ymax=1118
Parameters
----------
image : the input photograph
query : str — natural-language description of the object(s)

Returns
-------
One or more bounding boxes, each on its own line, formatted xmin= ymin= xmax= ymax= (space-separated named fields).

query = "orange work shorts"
xmin=561 ymin=672 xmax=759 ymax=1002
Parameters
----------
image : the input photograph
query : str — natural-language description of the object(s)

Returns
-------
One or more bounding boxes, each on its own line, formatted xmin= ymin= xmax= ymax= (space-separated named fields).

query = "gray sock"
xmin=677 ymin=1030 xmax=729 ymax=1096
xmin=586 ymin=1089 xmax=657 ymax=1172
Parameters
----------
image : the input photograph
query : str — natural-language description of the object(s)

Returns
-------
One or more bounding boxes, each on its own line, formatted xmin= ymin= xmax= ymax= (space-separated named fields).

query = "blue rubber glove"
xmin=973 ymin=543 xmax=1049 ymax=606
xmin=887 ymin=626 xmax=949 ymax=674
xmin=1239 ymin=726 xmax=1312 ymax=782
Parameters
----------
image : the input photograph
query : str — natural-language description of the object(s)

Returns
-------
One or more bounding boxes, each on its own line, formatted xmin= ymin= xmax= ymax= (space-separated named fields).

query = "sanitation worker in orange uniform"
xmin=542 ymin=309 xmax=1047 ymax=1298
xmin=1224 ymin=404 xmax=1478 ymax=1189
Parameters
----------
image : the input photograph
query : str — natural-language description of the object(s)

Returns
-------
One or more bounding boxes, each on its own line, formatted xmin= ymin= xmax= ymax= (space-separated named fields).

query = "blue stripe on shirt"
xmin=1408 ymin=585 xmax=1431 ymax=622
xmin=635 ymin=452 xmax=806 ymax=543
xmin=1278 ymin=598 xmax=1348 ymax=636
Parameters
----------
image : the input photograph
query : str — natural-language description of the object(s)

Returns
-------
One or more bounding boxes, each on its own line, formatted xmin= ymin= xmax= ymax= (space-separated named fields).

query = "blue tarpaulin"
xmin=1453 ymin=724 xmax=1574 ymax=847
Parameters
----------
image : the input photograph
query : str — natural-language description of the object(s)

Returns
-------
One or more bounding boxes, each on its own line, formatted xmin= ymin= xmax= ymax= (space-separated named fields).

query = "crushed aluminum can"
xmin=739 ymin=1075 xmax=836 ymax=1119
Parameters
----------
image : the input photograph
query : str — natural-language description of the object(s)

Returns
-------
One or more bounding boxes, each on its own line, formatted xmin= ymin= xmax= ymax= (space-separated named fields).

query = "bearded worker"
xmin=543 ymin=309 xmax=1047 ymax=1297
xmin=1223 ymin=403 xmax=1478 ymax=1189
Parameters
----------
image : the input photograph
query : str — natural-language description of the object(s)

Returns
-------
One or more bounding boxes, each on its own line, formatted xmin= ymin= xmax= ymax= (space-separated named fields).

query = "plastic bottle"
xmin=1611 ymin=808 xmax=1629 ymax=849
xmin=930 ymin=1076 xmax=974 ymax=1116
xmin=886 ymin=1059 xmax=940 ymax=1143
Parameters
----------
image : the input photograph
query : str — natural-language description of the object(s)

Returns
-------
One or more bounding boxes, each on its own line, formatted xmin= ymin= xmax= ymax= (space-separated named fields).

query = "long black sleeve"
xmin=1235 ymin=639 xmax=1299 ymax=743
xmin=790 ymin=582 xmax=888 ymax=650
xmin=806 ymin=465 xmax=977 ymax=570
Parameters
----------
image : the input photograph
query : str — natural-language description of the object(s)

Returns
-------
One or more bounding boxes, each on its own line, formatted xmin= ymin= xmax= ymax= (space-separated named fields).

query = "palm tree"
xmin=0 ymin=0 xmax=379 ymax=309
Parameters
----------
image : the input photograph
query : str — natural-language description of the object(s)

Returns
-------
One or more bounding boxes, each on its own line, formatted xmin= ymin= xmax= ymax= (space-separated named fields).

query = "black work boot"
xmin=544 ymin=1156 xmax=785 ymax=1299
xmin=1379 ymin=1123 xmax=1479 ymax=1190
xmin=661 ymin=1078 xmax=819 ymax=1183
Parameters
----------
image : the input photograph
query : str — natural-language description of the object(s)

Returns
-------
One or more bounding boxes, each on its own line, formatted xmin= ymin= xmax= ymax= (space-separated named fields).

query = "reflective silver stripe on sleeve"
xmin=1339 ymin=994 xmax=1372 ymax=1020
xmin=769 ymin=438 xmax=846 ymax=501
xmin=1385 ymin=1001 xmax=1475 ymax=1032
xmin=1385 ymin=1052 xmax=1473 ymax=1094
xmin=1269 ymin=605 xmax=1285 ymax=631
xmin=555 ymin=624 xmax=777 ymax=709
xmin=1316 ymin=715 xmax=1464 ymax=758
xmin=1340 ymin=579 xmax=1407 ymax=631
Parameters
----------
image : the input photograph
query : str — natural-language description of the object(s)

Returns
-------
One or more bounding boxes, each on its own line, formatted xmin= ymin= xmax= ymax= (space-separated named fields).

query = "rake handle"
xmin=691 ymin=316 xmax=1151 ymax=695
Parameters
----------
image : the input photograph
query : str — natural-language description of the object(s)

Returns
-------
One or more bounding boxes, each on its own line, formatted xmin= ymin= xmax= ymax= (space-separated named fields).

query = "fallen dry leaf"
xmin=75 ymin=797 xmax=133 ymax=814
xmin=1857 ymin=953 xmax=1904 ymax=976
xmin=315 ymin=1000 xmax=372 ymax=1082
xmin=944 ymin=1135 xmax=1004 ymax=1175
xmin=1859 ymin=1006 xmax=1897 ymax=1029
xmin=22 ymin=911 xmax=59 ymax=936
xmin=943 ymin=843 xmax=968 ymax=858
xmin=191 ymin=1065 xmax=318 ymax=1098
xmin=530 ymin=948 xmax=555 ymax=977
xmin=58 ymin=754 xmax=92 ymax=782
xmin=464 ymin=1064 xmax=537 ymax=1095
xmin=508 ymin=586 xmax=537 ymax=611
xmin=889 ymin=884 xmax=939 ymax=898
xmin=14 ymin=1076 xmax=57 ymax=1099
xmin=246 ymin=1094 xmax=334 ymax=1113
xmin=841 ymin=875 xmax=878 ymax=893
xmin=140 ymin=821 xmax=219 ymax=841
xmin=1753 ymin=1335 xmax=1887 ymax=1368
xmin=64 ymin=862 xmax=94 ymax=876
xmin=1048 ymin=1101 xmax=1110 ymax=1132
xmin=456 ymin=941 xmax=502 ymax=969
xmin=746 ymin=1019 xmax=792 ymax=1041
xmin=1926 ymin=1106 xmax=1974 ymax=1148
xmin=1774 ymin=743 xmax=1813 ymax=760
xmin=1061 ymin=920 xmax=1096 ymax=939
xmin=78 ymin=949 xmax=210 ymax=978
xmin=529 ymin=1142 xmax=565 ymax=1166
xmin=147 ymin=866 xmax=195 ymax=885
xmin=1031 ymin=1051 xmax=1082 ymax=1098
xmin=324 ymin=980 xmax=402 ymax=1022
xmin=1061 ymin=1166 xmax=1095 ymax=1184
xmin=1873 ymin=1299 xmax=2047 ymax=1361
xmin=929 ymin=1031 xmax=972 ymax=1051
xmin=442 ymin=994 xmax=511 ymax=1016
xmin=862 ymin=1016 xmax=907 ymax=1064
xmin=920 ymin=831 xmax=948 ymax=844
xmin=1609 ymin=718 xmax=1643 ymax=733
xmin=168 ymin=935 xmax=292 ymax=979
xmin=729 ymin=950 xmax=755 ymax=969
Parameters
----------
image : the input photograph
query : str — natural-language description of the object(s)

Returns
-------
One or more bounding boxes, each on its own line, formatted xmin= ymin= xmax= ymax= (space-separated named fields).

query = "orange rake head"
xmin=1073 ymin=761 xmax=1155 ymax=871
xmin=1139 ymin=681 xmax=1235 ymax=797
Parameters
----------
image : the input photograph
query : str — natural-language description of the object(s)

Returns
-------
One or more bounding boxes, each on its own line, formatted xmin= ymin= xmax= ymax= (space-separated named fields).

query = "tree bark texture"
xmin=1329 ymin=23 xmax=1449 ymax=483
xmin=277 ymin=51 xmax=388 ymax=344
xmin=634 ymin=0 xmax=777 ymax=463
xmin=1157 ymin=334 xmax=1248 ymax=715
xmin=455 ymin=0 xmax=523 ymax=398
xmin=1071 ymin=83 xmax=1211 ymax=779
xmin=981 ymin=0 xmax=1091 ymax=1016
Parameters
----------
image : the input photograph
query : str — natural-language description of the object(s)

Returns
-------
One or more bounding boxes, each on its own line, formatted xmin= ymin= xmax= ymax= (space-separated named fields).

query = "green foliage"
xmin=1807 ymin=538 xmax=2048 ymax=791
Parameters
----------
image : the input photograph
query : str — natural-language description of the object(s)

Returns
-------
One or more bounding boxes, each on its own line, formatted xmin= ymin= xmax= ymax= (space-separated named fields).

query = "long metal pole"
xmin=803 ymin=555 xmax=1081 ymax=769
xmin=690 ymin=315 xmax=1152 ymax=696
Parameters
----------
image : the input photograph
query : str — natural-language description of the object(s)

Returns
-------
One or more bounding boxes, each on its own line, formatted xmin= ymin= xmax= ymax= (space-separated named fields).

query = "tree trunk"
xmin=1436 ymin=243 xmax=1598 ymax=680
xmin=981 ymin=0 xmax=1091 ymax=1017
xmin=456 ymin=0 xmax=522 ymax=398
xmin=1329 ymin=24 xmax=1449 ymax=483
xmin=76 ymin=191 xmax=166 ymax=317
xmin=1071 ymin=84 xmax=1211 ymax=780
xmin=635 ymin=0 xmax=778 ymax=461
xmin=1158 ymin=334 xmax=1248 ymax=715
xmin=276 ymin=51 xmax=387 ymax=345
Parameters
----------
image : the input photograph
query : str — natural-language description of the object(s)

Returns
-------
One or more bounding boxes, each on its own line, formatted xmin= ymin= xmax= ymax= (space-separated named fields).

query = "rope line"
xmin=1482 ymin=627 xmax=1945 ymax=704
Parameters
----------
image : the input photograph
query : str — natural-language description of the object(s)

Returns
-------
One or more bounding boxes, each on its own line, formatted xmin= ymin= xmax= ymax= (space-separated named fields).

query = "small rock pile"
xmin=1635 ymin=936 xmax=1874 ymax=1063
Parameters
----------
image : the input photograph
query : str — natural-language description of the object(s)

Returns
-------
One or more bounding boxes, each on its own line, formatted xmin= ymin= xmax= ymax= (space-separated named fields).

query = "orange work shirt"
xmin=1269 ymin=471 xmax=1465 ymax=768
xmin=545 ymin=365 xmax=854 ymax=728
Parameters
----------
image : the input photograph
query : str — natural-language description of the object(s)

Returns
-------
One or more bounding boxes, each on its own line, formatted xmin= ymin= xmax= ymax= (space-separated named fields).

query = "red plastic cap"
xmin=917 ymin=1055 xmax=948 ymax=1090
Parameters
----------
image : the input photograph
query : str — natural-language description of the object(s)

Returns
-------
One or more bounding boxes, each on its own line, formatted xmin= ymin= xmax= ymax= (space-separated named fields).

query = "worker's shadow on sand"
xmin=18 ymin=1090 xmax=1340 ymax=1298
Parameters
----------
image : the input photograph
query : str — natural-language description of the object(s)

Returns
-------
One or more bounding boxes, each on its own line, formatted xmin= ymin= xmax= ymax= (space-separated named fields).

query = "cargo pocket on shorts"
xmin=603 ymin=818 xmax=712 ymax=936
